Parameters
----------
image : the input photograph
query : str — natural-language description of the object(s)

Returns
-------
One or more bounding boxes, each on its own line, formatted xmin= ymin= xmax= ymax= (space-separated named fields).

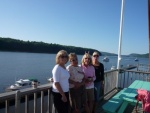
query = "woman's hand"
xmin=61 ymin=94 xmax=67 ymax=102
xmin=74 ymin=82 xmax=81 ymax=89
xmin=85 ymin=77 xmax=93 ymax=83
xmin=101 ymin=81 xmax=104 ymax=89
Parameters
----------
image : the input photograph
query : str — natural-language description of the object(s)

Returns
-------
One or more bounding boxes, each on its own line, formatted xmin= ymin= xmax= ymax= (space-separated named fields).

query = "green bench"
xmin=102 ymin=88 xmax=127 ymax=113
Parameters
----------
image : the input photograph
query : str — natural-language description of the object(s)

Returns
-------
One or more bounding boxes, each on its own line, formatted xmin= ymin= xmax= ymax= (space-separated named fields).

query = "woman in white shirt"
xmin=52 ymin=50 xmax=70 ymax=113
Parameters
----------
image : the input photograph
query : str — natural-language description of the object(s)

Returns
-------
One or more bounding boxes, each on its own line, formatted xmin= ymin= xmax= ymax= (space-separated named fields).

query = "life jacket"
xmin=135 ymin=89 xmax=150 ymax=113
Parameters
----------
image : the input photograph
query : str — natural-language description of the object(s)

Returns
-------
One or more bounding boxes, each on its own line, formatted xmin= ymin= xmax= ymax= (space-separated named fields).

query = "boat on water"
xmin=135 ymin=58 xmax=139 ymax=61
xmin=47 ymin=77 xmax=53 ymax=82
xmin=111 ymin=66 xmax=116 ymax=70
xmin=6 ymin=78 xmax=39 ymax=91
xmin=16 ymin=78 xmax=39 ymax=85
xmin=103 ymin=57 xmax=109 ymax=62
xmin=16 ymin=79 xmax=31 ymax=85
xmin=8 ymin=83 xmax=22 ymax=90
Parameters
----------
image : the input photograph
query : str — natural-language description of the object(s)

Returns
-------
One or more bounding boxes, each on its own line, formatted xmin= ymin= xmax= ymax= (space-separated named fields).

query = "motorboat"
xmin=135 ymin=58 xmax=139 ymax=61
xmin=111 ymin=66 xmax=116 ymax=70
xmin=6 ymin=78 xmax=39 ymax=92
xmin=16 ymin=79 xmax=31 ymax=85
xmin=103 ymin=57 xmax=109 ymax=62
xmin=47 ymin=77 xmax=53 ymax=82
xmin=7 ymin=83 xmax=22 ymax=90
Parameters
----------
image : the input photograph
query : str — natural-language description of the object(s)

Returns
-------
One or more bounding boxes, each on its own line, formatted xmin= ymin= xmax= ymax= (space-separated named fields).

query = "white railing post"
xmin=34 ymin=92 xmax=37 ymax=113
xmin=15 ymin=90 xmax=20 ymax=113
xmin=41 ymin=91 xmax=44 ymax=113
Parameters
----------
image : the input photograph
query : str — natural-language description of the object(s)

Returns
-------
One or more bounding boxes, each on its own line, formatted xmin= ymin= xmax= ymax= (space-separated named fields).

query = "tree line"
xmin=0 ymin=37 xmax=101 ymax=55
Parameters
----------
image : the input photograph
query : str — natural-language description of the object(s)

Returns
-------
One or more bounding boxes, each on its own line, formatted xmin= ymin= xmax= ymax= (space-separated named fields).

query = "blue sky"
xmin=0 ymin=0 xmax=148 ymax=55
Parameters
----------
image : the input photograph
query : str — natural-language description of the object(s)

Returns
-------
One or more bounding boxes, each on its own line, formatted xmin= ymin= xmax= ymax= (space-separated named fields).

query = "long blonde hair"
xmin=81 ymin=53 xmax=92 ymax=65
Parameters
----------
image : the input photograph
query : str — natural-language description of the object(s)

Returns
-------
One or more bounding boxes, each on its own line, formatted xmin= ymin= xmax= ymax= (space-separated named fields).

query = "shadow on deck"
xmin=96 ymin=89 xmax=143 ymax=113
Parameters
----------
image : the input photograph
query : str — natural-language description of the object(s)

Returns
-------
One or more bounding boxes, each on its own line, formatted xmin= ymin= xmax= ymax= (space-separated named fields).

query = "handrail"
xmin=1 ymin=68 xmax=150 ymax=113
xmin=0 ymin=83 xmax=53 ymax=113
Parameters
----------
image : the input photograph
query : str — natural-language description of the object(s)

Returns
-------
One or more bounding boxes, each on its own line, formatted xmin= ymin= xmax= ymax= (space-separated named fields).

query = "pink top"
xmin=81 ymin=65 xmax=96 ymax=89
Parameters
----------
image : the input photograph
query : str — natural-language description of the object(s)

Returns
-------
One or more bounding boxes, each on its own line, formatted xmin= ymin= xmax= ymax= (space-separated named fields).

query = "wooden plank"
xmin=5 ymin=100 xmax=9 ymax=113
xmin=113 ymin=88 xmax=127 ymax=98
xmin=120 ymin=80 xmax=144 ymax=103
xmin=34 ymin=93 xmax=37 ymax=113
xmin=41 ymin=91 xmax=44 ymax=113
xmin=128 ymin=80 xmax=140 ymax=88
xmin=140 ymin=81 xmax=150 ymax=91
xmin=102 ymin=89 xmax=127 ymax=113
xmin=119 ymin=80 xmax=150 ymax=109
xmin=25 ymin=95 xmax=29 ymax=113
xmin=117 ymin=101 xmax=128 ymax=113
xmin=104 ymin=98 xmax=123 ymax=113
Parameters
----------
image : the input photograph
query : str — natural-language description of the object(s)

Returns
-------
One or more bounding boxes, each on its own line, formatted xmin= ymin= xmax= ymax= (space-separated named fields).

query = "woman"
xmin=92 ymin=51 xmax=104 ymax=112
xmin=67 ymin=53 xmax=90 ymax=113
xmin=52 ymin=50 xmax=70 ymax=113
xmin=81 ymin=52 xmax=96 ymax=113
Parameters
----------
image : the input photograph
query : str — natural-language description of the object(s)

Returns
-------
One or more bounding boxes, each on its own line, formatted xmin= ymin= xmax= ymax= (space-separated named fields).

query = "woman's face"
xmin=59 ymin=54 xmax=68 ymax=65
xmin=92 ymin=54 xmax=99 ymax=61
xmin=70 ymin=57 xmax=78 ymax=66
xmin=83 ymin=55 xmax=91 ymax=66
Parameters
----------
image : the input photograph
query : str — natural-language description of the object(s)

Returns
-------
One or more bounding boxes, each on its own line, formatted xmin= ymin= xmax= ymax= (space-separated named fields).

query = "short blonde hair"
xmin=68 ymin=53 xmax=78 ymax=61
xmin=81 ymin=53 xmax=92 ymax=65
xmin=56 ymin=50 xmax=69 ymax=64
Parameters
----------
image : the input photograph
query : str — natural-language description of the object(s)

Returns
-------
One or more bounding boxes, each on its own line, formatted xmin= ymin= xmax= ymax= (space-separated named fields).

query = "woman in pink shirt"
xmin=81 ymin=52 xmax=96 ymax=113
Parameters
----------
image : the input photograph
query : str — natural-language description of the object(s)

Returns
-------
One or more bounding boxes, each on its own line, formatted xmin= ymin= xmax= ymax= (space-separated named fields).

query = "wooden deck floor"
xmin=95 ymin=89 xmax=144 ymax=113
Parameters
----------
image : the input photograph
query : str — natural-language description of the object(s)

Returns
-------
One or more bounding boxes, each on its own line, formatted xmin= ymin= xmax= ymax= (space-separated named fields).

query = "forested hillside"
xmin=0 ymin=37 xmax=102 ymax=55
xmin=129 ymin=53 xmax=149 ymax=58
xmin=0 ymin=37 xmax=148 ymax=57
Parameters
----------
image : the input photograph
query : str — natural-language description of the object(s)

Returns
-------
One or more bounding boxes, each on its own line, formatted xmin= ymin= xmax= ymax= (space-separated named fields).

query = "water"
xmin=0 ymin=51 xmax=149 ymax=93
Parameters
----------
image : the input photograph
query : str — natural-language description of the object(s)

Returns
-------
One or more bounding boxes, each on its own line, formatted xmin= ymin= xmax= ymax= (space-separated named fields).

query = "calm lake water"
xmin=0 ymin=51 xmax=148 ymax=93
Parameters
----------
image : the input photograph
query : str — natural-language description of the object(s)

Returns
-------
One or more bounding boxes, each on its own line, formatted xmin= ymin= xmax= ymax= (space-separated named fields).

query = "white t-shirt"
xmin=67 ymin=65 xmax=84 ymax=88
xmin=52 ymin=64 xmax=70 ymax=93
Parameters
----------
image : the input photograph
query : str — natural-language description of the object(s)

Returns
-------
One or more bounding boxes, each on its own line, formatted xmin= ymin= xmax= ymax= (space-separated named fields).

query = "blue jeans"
xmin=94 ymin=82 xmax=101 ymax=102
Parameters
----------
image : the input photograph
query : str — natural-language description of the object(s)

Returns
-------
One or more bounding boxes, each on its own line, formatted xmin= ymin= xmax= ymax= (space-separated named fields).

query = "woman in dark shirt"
xmin=92 ymin=51 xmax=104 ymax=112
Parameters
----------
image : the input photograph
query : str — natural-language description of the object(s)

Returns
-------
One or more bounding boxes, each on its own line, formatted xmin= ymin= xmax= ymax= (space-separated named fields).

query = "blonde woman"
xmin=52 ymin=50 xmax=70 ymax=113
xmin=67 ymin=53 xmax=90 ymax=113
xmin=81 ymin=52 xmax=96 ymax=113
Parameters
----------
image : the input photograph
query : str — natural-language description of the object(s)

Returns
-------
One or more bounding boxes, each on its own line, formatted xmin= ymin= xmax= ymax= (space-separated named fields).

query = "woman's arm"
xmin=54 ymin=82 xmax=67 ymax=102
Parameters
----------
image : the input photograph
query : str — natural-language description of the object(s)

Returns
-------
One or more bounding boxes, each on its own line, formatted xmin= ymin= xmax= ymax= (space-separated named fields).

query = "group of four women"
xmin=52 ymin=50 xmax=104 ymax=113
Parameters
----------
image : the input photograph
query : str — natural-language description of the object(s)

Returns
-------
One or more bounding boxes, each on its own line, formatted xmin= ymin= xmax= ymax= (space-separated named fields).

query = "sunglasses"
xmin=85 ymin=58 xmax=90 ymax=60
xmin=70 ymin=59 xmax=77 ymax=62
xmin=60 ymin=55 xmax=68 ymax=59
xmin=93 ymin=55 xmax=99 ymax=57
